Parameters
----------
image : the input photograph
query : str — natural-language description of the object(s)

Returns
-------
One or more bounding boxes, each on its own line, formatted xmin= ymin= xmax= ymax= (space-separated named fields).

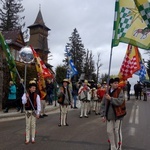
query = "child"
xmin=22 ymin=81 xmax=41 ymax=144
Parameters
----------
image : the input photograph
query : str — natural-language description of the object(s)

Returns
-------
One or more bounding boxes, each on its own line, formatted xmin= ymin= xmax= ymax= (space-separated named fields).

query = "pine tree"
xmin=0 ymin=0 xmax=26 ymax=37
xmin=146 ymin=60 xmax=150 ymax=80
xmin=66 ymin=28 xmax=86 ymax=81
xmin=83 ymin=49 xmax=95 ymax=80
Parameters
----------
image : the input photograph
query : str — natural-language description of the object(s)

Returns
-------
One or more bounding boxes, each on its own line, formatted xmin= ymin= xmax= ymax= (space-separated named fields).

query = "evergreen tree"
xmin=0 ymin=0 xmax=27 ymax=38
xmin=146 ymin=60 xmax=150 ymax=80
xmin=83 ymin=49 xmax=95 ymax=80
xmin=55 ymin=65 xmax=67 ymax=85
xmin=66 ymin=28 xmax=86 ymax=81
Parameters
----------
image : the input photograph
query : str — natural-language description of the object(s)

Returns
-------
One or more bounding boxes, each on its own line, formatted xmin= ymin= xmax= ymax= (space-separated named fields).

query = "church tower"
xmin=28 ymin=8 xmax=50 ymax=63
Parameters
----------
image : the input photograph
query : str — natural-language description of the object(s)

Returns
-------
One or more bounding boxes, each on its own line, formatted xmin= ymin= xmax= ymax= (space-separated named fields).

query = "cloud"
xmin=22 ymin=0 xmax=149 ymax=86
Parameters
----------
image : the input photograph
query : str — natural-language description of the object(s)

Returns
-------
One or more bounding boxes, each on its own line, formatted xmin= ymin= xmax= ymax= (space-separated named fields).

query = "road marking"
xmin=129 ymin=105 xmax=135 ymax=124
xmin=135 ymin=105 xmax=139 ymax=124
xmin=129 ymin=127 xmax=135 ymax=136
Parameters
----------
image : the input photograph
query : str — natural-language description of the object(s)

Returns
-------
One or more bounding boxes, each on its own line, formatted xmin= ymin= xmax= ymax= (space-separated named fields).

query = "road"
xmin=0 ymin=96 xmax=149 ymax=150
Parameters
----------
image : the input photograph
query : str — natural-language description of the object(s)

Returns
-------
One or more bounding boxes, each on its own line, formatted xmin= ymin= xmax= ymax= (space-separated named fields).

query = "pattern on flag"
xmin=0 ymin=32 xmax=16 ymax=82
xmin=112 ymin=0 xmax=150 ymax=50
xmin=118 ymin=45 xmax=140 ymax=80
xmin=134 ymin=0 xmax=150 ymax=28
xmin=30 ymin=46 xmax=53 ymax=99
xmin=65 ymin=47 xmax=78 ymax=79
xmin=134 ymin=54 xmax=147 ymax=81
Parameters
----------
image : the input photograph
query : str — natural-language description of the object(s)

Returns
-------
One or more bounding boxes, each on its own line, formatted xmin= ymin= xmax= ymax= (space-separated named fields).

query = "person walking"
xmin=143 ymin=83 xmax=147 ymax=101
xmin=100 ymin=77 xmax=126 ymax=150
xmin=22 ymin=81 xmax=41 ymax=144
xmin=127 ymin=81 xmax=131 ymax=100
xmin=78 ymin=80 xmax=91 ymax=118
xmin=46 ymin=79 xmax=54 ymax=105
xmin=72 ymin=81 xmax=79 ymax=109
xmin=57 ymin=79 xmax=72 ymax=126
xmin=4 ymin=81 xmax=17 ymax=113
xmin=16 ymin=79 xmax=24 ymax=113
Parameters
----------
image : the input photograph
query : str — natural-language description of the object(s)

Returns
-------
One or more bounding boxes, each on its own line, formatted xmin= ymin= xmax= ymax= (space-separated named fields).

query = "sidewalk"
xmin=0 ymin=104 xmax=59 ymax=121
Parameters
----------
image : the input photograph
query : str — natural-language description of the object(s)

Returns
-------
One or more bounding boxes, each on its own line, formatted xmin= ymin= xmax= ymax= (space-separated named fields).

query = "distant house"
xmin=0 ymin=9 xmax=55 ymax=110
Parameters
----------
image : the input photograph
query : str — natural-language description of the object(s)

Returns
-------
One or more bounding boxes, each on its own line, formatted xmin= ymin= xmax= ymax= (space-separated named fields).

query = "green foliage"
xmin=0 ymin=0 xmax=27 ymax=38
xmin=55 ymin=65 xmax=67 ymax=85
xmin=65 ymin=28 xmax=86 ymax=81
xmin=146 ymin=60 xmax=150 ymax=80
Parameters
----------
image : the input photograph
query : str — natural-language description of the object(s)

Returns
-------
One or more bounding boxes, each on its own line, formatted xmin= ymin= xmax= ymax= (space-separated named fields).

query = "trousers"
xmin=25 ymin=110 xmax=36 ymax=142
xmin=107 ymin=120 xmax=122 ymax=150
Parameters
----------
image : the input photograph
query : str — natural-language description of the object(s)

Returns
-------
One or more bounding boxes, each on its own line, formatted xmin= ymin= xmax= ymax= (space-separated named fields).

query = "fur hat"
xmin=29 ymin=80 xmax=37 ymax=88
xmin=109 ymin=77 xmax=120 ymax=85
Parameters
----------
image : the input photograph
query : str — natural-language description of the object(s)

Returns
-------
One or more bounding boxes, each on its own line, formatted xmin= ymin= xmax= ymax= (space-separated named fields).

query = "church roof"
xmin=28 ymin=9 xmax=50 ymax=31
xmin=2 ymin=30 xmax=25 ymax=48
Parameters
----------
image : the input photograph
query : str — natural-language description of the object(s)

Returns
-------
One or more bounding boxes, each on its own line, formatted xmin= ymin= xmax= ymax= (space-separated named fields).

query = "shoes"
xmin=58 ymin=124 xmax=62 ymax=127
xmin=31 ymin=140 xmax=35 ymax=144
xmin=80 ymin=115 xmax=83 ymax=118
xmin=43 ymin=114 xmax=48 ymax=117
xmin=39 ymin=115 xmax=44 ymax=118
xmin=84 ymin=115 xmax=88 ymax=118
xmin=73 ymin=107 xmax=78 ymax=109
xmin=25 ymin=141 xmax=30 ymax=144
xmin=65 ymin=123 xmax=69 ymax=126
xmin=3 ymin=110 xmax=8 ymax=113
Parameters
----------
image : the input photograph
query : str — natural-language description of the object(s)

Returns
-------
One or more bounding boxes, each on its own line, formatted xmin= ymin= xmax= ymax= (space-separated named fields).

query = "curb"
xmin=0 ymin=105 xmax=59 ymax=120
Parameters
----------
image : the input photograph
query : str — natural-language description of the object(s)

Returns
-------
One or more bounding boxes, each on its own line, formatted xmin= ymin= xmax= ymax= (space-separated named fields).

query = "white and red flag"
xmin=30 ymin=46 xmax=53 ymax=99
xmin=118 ymin=45 xmax=141 ymax=81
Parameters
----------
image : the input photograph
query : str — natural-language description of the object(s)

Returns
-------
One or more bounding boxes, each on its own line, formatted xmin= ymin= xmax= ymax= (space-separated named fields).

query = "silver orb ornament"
xmin=19 ymin=46 xmax=34 ymax=63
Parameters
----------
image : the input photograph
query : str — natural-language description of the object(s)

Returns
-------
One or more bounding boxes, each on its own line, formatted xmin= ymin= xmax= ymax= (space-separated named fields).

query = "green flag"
xmin=134 ymin=0 xmax=150 ymax=28
xmin=0 ymin=32 xmax=16 ymax=82
xmin=112 ymin=0 xmax=150 ymax=50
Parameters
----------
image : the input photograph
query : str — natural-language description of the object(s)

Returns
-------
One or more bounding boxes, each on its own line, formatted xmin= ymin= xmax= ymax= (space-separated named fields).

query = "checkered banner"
xmin=118 ymin=45 xmax=141 ymax=80
xmin=134 ymin=0 xmax=150 ymax=28
xmin=134 ymin=62 xmax=147 ymax=81
xmin=112 ymin=0 xmax=150 ymax=50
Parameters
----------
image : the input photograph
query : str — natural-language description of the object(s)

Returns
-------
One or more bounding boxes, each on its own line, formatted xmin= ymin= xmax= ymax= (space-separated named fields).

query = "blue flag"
xmin=65 ymin=47 xmax=78 ymax=79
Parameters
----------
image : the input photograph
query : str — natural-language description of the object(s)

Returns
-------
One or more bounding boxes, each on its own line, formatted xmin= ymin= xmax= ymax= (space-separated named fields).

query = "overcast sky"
xmin=22 ymin=0 xmax=149 ymax=90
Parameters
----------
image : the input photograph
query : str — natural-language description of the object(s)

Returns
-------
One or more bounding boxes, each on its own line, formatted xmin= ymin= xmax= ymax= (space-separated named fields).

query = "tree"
xmin=55 ymin=65 xmax=67 ymax=85
xmin=83 ymin=49 xmax=95 ymax=80
xmin=96 ymin=52 xmax=102 ymax=83
xmin=0 ymin=0 xmax=27 ymax=38
xmin=65 ymin=28 xmax=86 ymax=81
xmin=146 ymin=60 xmax=150 ymax=80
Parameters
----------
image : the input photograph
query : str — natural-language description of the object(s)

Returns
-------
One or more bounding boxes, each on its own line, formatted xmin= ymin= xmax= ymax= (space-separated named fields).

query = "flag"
xmin=30 ymin=46 xmax=53 ymax=99
xmin=134 ymin=0 xmax=150 ymax=28
xmin=112 ymin=0 xmax=150 ymax=50
xmin=134 ymin=53 xmax=147 ymax=81
xmin=65 ymin=47 xmax=78 ymax=79
xmin=118 ymin=45 xmax=141 ymax=80
xmin=0 ymin=32 xmax=16 ymax=82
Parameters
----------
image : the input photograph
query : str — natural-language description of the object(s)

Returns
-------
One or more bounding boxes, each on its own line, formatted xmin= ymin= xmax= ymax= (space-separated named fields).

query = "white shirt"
xmin=22 ymin=93 xmax=41 ymax=115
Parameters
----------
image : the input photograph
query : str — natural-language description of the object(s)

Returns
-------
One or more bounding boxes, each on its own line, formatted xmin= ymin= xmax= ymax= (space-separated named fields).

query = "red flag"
xmin=30 ymin=46 xmax=53 ymax=79
xmin=118 ymin=45 xmax=141 ymax=80
xmin=30 ymin=46 xmax=53 ymax=99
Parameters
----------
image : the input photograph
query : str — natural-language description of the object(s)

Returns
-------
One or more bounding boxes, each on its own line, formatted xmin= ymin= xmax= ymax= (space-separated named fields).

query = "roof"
xmin=2 ymin=30 xmax=25 ymax=48
xmin=28 ymin=9 xmax=50 ymax=31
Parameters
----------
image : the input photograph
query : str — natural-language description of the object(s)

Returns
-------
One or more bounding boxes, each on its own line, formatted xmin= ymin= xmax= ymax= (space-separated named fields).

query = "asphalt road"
xmin=0 ymin=96 xmax=149 ymax=150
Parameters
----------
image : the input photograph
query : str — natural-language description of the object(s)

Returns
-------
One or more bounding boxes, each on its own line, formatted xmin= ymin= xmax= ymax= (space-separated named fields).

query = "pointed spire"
xmin=34 ymin=8 xmax=45 ymax=25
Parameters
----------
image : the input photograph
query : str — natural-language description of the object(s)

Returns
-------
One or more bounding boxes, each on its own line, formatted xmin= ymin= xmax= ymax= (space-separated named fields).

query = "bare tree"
xmin=96 ymin=52 xmax=102 ymax=83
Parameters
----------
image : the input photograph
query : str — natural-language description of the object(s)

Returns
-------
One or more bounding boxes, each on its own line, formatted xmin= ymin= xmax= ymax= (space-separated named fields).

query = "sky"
xmin=22 ymin=0 xmax=149 ymax=91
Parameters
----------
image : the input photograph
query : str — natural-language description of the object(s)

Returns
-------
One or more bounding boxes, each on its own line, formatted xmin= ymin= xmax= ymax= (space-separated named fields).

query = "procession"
xmin=0 ymin=0 xmax=150 ymax=150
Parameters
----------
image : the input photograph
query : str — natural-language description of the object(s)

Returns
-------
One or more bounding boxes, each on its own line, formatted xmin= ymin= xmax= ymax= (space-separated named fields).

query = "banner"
xmin=112 ymin=0 xmax=150 ymax=50
xmin=65 ymin=47 xmax=78 ymax=79
xmin=30 ymin=46 xmax=53 ymax=99
xmin=118 ymin=45 xmax=141 ymax=80
xmin=0 ymin=32 xmax=16 ymax=82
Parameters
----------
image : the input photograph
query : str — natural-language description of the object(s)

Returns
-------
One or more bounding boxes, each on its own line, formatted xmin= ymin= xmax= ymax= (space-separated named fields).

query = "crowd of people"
xmin=2 ymin=77 xmax=149 ymax=149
